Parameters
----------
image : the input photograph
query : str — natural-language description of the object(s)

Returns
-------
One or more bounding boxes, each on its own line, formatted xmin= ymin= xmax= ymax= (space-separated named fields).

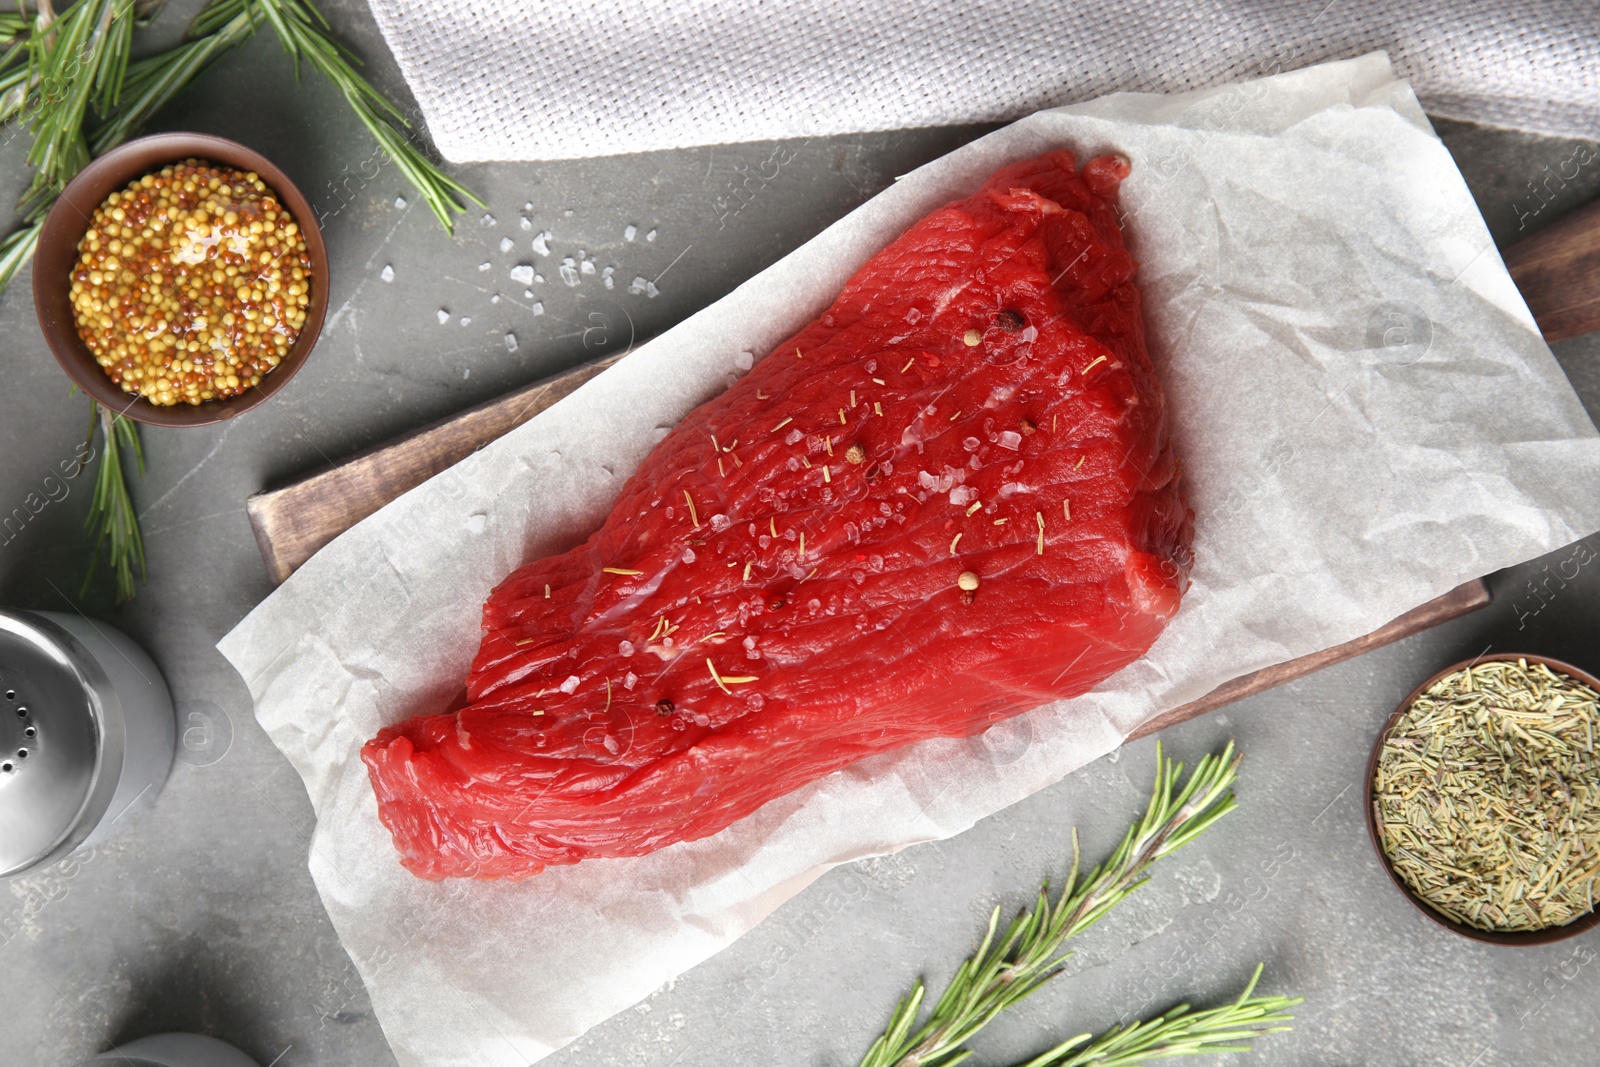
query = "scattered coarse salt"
xmin=499 ymin=237 xmax=514 ymax=253
xmin=478 ymin=262 xmax=492 ymax=272
xmin=997 ymin=430 xmax=1023 ymax=450
xmin=624 ymin=224 xmax=637 ymax=241
xmin=459 ymin=316 xmax=472 ymax=326
xmin=504 ymin=333 xmax=518 ymax=351
xmin=531 ymin=302 xmax=544 ymax=316
xmin=490 ymin=294 xmax=500 ymax=304
xmin=645 ymin=228 xmax=657 ymax=241
xmin=559 ymin=675 xmax=580 ymax=694
xmin=520 ymin=216 xmax=533 ymax=230
xmin=630 ymin=276 xmax=660 ymax=298
xmin=436 ymin=309 xmax=450 ymax=324
xmin=733 ymin=350 xmax=754 ymax=372
xmin=509 ymin=264 xmax=535 ymax=285
xmin=532 ymin=231 xmax=553 ymax=256
xmin=394 ymin=196 xmax=406 ymax=208
xmin=379 ymin=264 xmax=394 ymax=282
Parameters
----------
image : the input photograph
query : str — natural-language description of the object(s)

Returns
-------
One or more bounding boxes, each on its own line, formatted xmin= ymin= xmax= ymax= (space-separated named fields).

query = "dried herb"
xmin=1374 ymin=658 xmax=1600 ymax=932
xmin=857 ymin=742 xmax=1299 ymax=1067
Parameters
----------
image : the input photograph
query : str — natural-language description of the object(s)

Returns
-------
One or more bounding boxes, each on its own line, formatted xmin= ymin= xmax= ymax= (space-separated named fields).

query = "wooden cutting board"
xmin=244 ymin=195 xmax=1599 ymax=723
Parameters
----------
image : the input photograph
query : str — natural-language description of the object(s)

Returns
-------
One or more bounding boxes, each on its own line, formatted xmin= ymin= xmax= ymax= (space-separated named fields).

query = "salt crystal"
xmin=579 ymin=259 xmax=596 ymax=275
xmin=462 ymin=367 xmax=471 ymax=379
xmin=563 ymin=209 xmax=574 ymax=217
xmin=520 ymin=216 xmax=533 ymax=230
xmin=733 ymin=351 xmax=754 ymax=372
xmin=997 ymin=430 xmax=1023 ymax=450
xmin=436 ymin=309 xmax=450 ymax=324
xmin=504 ymin=333 xmax=518 ymax=351
xmin=523 ymin=201 xmax=533 ymax=211
xmin=531 ymin=302 xmax=544 ymax=315
xmin=906 ymin=307 xmax=922 ymax=323
xmin=478 ymin=262 xmax=491 ymax=272
xmin=532 ymin=231 xmax=553 ymax=256
xmin=534 ymin=273 xmax=544 ymax=284
xmin=509 ymin=264 xmax=535 ymax=284
xmin=624 ymin=224 xmax=637 ymax=241
xmin=645 ymin=228 xmax=657 ymax=241
xmin=525 ymin=290 xmax=536 ymax=299
xmin=603 ymin=274 xmax=614 ymax=290
xmin=459 ymin=316 xmax=472 ymax=326
xmin=963 ymin=436 xmax=981 ymax=451
xmin=379 ymin=264 xmax=394 ymax=282
xmin=559 ymin=259 xmax=580 ymax=286
xmin=465 ymin=514 xmax=486 ymax=533
xmin=394 ymin=196 xmax=406 ymax=208
xmin=499 ymin=237 xmax=513 ymax=253
xmin=784 ymin=429 xmax=804 ymax=445
xmin=481 ymin=213 xmax=496 ymax=225
xmin=709 ymin=514 xmax=730 ymax=532
xmin=950 ymin=485 xmax=977 ymax=506
xmin=490 ymin=294 xmax=500 ymax=304
xmin=559 ymin=675 xmax=580 ymax=694
xmin=623 ymin=671 xmax=637 ymax=690
xmin=629 ymin=276 xmax=659 ymax=298
xmin=681 ymin=548 xmax=696 ymax=563
xmin=618 ymin=640 xmax=635 ymax=657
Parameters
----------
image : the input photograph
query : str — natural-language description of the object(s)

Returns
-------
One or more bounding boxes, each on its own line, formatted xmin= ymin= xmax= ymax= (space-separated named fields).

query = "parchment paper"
xmin=219 ymin=54 xmax=1600 ymax=1067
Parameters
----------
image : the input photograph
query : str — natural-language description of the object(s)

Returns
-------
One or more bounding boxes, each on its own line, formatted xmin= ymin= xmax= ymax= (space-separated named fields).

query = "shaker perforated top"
xmin=0 ymin=610 xmax=121 ymax=879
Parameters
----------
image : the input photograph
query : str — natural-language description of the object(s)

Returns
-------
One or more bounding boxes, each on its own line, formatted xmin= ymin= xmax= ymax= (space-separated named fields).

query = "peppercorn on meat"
xmin=363 ymin=150 xmax=1193 ymax=880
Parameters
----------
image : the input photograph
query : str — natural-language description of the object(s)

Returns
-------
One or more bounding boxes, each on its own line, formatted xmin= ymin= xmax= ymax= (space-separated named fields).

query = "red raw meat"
xmin=363 ymin=150 xmax=1193 ymax=880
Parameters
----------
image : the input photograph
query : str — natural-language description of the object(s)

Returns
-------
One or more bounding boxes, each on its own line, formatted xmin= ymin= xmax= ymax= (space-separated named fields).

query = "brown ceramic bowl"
xmin=33 ymin=133 xmax=329 ymax=428
xmin=1366 ymin=653 xmax=1600 ymax=946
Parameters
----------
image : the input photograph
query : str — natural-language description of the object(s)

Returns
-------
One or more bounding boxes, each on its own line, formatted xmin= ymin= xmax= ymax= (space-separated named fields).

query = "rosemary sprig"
xmin=1010 ymin=964 xmax=1299 ymax=1067
xmin=89 ymin=0 xmax=262 ymax=156
xmin=24 ymin=0 xmax=136 ymax=200
xmin=244 ymin=0 xmax=483 ymax=232
xmin=81 ymin=402 xmax=146 ymax=603
xmin=857 ymin=742 xmax=1243 ymax=1067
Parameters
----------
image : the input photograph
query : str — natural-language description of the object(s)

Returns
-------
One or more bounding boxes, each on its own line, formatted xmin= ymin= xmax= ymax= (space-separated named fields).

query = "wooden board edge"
xmin=1126 ymin=576 xmax=1493 ymax=741
xmin=246 ymin=353 xmax=623 ymax=584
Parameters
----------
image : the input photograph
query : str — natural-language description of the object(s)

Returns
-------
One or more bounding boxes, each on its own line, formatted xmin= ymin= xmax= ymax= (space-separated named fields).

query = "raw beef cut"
xmin=363 ymin=149 xmax=1193 ymax=880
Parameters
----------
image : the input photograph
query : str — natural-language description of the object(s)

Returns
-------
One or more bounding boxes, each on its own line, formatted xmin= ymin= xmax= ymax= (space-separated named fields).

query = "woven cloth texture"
xmin=364 ymin=0 xmax=1599 ymax=161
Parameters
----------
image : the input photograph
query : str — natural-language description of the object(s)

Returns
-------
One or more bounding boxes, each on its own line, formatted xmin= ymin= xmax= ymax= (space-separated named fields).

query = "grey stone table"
xmin=2 ymin=4 xmax=1599 ymax=1064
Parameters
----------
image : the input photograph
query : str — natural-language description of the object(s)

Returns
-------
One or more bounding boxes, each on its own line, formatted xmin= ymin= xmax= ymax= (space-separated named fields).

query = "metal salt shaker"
xmin=0 ymin=607 xmax=175 ymax=879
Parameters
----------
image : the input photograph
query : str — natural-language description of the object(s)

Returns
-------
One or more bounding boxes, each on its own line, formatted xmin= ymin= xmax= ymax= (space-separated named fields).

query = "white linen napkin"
xmin=363 ymin=0 xmax=1600 ymax=162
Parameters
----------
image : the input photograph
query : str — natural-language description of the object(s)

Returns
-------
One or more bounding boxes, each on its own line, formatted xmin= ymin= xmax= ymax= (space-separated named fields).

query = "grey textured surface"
xmin=1 ymin=4 xmax=1598 ymax=1065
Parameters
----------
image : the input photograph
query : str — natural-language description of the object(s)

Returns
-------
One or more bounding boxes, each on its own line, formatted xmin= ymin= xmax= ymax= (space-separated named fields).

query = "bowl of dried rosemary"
xmin=1367 ymin=654 xmax=1600 ymax=945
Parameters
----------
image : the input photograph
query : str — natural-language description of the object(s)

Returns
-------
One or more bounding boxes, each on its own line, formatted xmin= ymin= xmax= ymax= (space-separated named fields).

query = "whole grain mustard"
xmin=69 ymin=159 xmax=312 ymax=407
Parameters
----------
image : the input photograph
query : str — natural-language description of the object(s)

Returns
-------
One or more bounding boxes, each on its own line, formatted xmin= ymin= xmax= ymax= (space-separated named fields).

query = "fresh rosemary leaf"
xmin=90 ymin=0 xmax=262 ymax=155
xmin=856 ymin=742 xmax=1245 ymax=1067
xmin=246 ymin=0 xmax=483 ymax=232
xmin=82 ymin=403 xmax=147 ymax=604
xmin=1009 ymin=964 xmax=1299 ymax=1067
xmin=0 ymin=214 xmax=43 ymax=296
xmin=24 ymin=0 xmax=136 ymax=195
